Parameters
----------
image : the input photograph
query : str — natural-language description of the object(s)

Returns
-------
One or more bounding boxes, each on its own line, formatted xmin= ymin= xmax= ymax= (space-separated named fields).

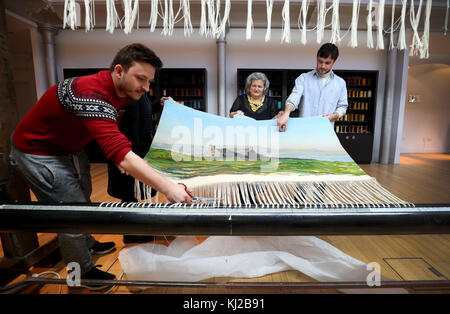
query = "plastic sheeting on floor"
xmin=119 ymin=236 xmax=376 ymax=283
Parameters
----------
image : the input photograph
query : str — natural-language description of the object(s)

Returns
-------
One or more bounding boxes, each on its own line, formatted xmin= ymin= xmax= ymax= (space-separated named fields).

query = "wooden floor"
xmin=2 ymin=153 xmax=450 ymax=294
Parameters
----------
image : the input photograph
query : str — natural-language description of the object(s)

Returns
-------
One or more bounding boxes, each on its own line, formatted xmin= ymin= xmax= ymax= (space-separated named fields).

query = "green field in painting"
xmin=145 ymin=148 xmax=366 ymax=179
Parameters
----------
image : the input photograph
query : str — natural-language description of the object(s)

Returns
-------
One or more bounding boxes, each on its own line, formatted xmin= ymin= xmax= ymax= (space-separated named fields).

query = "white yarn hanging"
xmin=298 ymin=0 xmax=309 ymax=45
xmin=366 ymin=0 xmax=374 ymax=48
xmin=84 ymin=0 xmax=95 ymax=32
xmin=330 ymin=0 xmax=341 ymax=44
xmin=445 ymin=0 xmax=449 ymax=35
xmin=397 ymin=0 xmax=407 ymax=49
xmin=216 ymin=0 xmax=231 ymax=39
xmin=161 ymin=0 xmax=175 ymax=36
xmin=419 ymin=0 xmax=432 ymax=58
xmin=63 ymin=0 xmax=78 ymax=30
xmin=106 ymin=0 xmax=121 ymax=34
xmin=199 ymin=0 xmax=208 ymax=36
xmin=180 ymin=0 xmax=193 ymax=37
xmin=265 ymin=0 xmax=274 ymax=42
xmin=246 ymin=0 xmax=254 ymax=40
xmin=409 ymin=0 xmax=424 ymax=56
xmin=206 ymin=0 xmax=218 ymax=38
xmin=349 ymin=0 xmax=360 ymax=48
xmin=389 ymin=0 xmax=396 ymax=49
xmin=376 ymin=0 xmax=385 ymax=50
xmin=123 ymin=0 xmax=139 ymax=34
xmin=316 ymin=0 xmax=326 ymax=43
xmin=281 ymin=0 xmax=291 ymax=43
xmin=148 ymin=0 xmax=158 ymax=32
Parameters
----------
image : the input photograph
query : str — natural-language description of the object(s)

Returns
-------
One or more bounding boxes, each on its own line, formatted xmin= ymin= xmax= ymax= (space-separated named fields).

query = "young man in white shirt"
xmin=277 ymin=43 xmax=348 ymax=132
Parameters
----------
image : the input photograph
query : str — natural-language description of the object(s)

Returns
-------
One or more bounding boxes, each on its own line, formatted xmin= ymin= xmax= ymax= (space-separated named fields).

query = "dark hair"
xmin=317 ymin=43 xmax=339 ymax=60
xmin=110 ymin=43 xmax=163 ymax=72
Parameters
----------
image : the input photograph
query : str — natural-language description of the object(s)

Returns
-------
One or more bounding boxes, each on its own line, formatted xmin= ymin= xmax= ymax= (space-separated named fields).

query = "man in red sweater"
xmin=10 ymin=43 xmax=191 ymax=289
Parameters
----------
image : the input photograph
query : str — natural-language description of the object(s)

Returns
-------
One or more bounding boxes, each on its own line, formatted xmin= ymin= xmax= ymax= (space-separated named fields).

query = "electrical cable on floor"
xmin=32 ymin=271 xmax=62 ymax=294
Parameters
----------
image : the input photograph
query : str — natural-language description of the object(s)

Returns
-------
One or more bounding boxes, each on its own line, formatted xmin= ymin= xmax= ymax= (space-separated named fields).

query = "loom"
xmin=0 ymin=202 xmax=449 ymax=236
xmin=2 ymin=103 xmax=449 ymax=292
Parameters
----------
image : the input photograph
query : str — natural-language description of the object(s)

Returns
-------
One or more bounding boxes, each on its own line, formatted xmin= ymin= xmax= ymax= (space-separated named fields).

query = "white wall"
xmin=401 ymin=33 xmax=450 ymax=154
xmin=55 ymin=29 xmax=218 ymax=113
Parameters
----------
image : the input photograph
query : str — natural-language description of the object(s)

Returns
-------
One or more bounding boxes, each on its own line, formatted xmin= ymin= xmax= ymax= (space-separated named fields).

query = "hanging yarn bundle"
xmin=246 ymin=0 xmax=254 ymax=40
xmin=59 ymin=0 xmax=440 ymax=59
xmin=199 ymin=0 xmax=231 ymax=39
xmin=330 ymin=0 xmax=341 ymax=44
xmin=161 ymin=0 xmax=175 ymax=36
xmin=366 ymin=0 xmax=374 ymax=48
xmin=180 ymin=0 xmax=193 ymax=37
xmin=199 ymin=0 xmax=208 ymax=36
xmin=419 ymin=0 xmax=432 ymax=59
xmin=376 ymin=0 xmax=385 ymax=50
xmin=123 ymin=0 xmax=140 ymax=35
xmin=349 ymin=0 xmax=360 ymax=48
xmin=398 ymin=0 xmax=408 ymax=49
xmin=281 ymin=0 xmax=291 ymax=43
xmin=148 ymin=0 xmax=158 ymax=32
xmin=216 ymin=0 xmax=231 ymax=39
xmin=298 ymin=0 xmax=309 ymax=45
xmin=316 ymin=0 xmax=326 ymax=43
xmin=84 ymin=0 xmax=95 ymax=32
xmin=409 ymin=0 xmax=424 ymax=56
xmin=445 ymin=0 xmax=449 ymax=35
xmin=63 ymin=0 xmax=78 ymax=30
xmin=106 ymin=0 xmax=121 ymax=34
xmin=389 ymin=0 xmax=396 ymax=49
xmin=206 ymin=0 xmax=218 ymax=37
xmin=265 ymin=0 xmax=274 ymax=42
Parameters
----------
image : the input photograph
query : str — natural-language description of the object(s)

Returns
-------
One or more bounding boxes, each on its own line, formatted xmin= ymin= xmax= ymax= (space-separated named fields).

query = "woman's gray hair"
xmin=245 ymin=72 xmax=270 ymax=96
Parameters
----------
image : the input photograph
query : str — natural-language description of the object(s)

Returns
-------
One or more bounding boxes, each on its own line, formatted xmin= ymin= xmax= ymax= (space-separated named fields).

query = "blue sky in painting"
xmin=152 ymin=101 xmax=353 ymax=162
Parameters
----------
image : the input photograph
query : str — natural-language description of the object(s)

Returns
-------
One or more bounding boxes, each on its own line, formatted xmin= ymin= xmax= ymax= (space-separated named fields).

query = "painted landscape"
xmin=144 ymin=101 xmax=367 ymax=180
xmin=145 ymin=148 xmax=365 ymax=179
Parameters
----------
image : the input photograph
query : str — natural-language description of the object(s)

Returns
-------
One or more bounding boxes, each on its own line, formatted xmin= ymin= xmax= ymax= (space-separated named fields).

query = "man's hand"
xmin=277 ymin=103 xmax=294 ymax=132
xmin=160 ymin=96 xmax=175 ymax=106
xmin=164 ymin=182 xmax=192 ymax=203
xmin=323 ymin=112 xmax=339 ymax=122
xmin=117 ymin=164 xmax=128 ymax=175
xmin=230 ymin=110 xmax=244 ymax=118
xmin=272 ymin=110 xmax=284 ymax=120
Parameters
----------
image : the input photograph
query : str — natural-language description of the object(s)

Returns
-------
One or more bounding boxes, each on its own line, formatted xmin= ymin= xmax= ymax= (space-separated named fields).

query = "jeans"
xmin=9 ymin=142 xmax=96 ymax=274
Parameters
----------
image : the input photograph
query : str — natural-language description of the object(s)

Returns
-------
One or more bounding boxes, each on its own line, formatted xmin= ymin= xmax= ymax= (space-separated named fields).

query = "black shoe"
xmin=123 ymin=235 xmax=156 ymax=244
xmin=81 ymin=265 xmax=116 ymax=290
xmin=89 ymin=241 xmax=116 ymax=255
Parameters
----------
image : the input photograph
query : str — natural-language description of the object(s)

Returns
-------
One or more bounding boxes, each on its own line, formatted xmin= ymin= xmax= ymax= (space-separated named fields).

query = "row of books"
xmin=162 ymin=88 xmax=204 ymax=97
xmin=338 ymin=113 xmax=366 ymax=122
xmin=348 ymin=89 xmax=372 ymax=98
xmin=343 ymin=77 xmax=372 ymax=86
xmin=335 ymin=125 xmax=370 ymax=134
xmin=348 ymin=101 xmax=370 ymax=110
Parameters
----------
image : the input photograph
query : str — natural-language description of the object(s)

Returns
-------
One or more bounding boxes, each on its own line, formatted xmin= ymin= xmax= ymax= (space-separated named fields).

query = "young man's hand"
xmin=322 ymin=112 xmax=339 ymax=122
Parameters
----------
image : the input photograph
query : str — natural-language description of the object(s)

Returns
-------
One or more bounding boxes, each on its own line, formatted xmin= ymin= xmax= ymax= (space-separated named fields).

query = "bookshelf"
xmin=236 ymin=69 xmax=378 ymax=163
xmin=159 ymin=68 xmax=207 ymax=112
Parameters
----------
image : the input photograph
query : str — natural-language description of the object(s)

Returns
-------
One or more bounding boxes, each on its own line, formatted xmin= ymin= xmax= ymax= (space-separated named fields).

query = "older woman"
xmin=229 ymin=72 xmax=283 ymax=120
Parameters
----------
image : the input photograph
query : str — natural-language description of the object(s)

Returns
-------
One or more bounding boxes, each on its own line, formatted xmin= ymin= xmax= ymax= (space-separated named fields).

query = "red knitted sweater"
xmin=12 ymin=71 xmax=132 ymax=165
